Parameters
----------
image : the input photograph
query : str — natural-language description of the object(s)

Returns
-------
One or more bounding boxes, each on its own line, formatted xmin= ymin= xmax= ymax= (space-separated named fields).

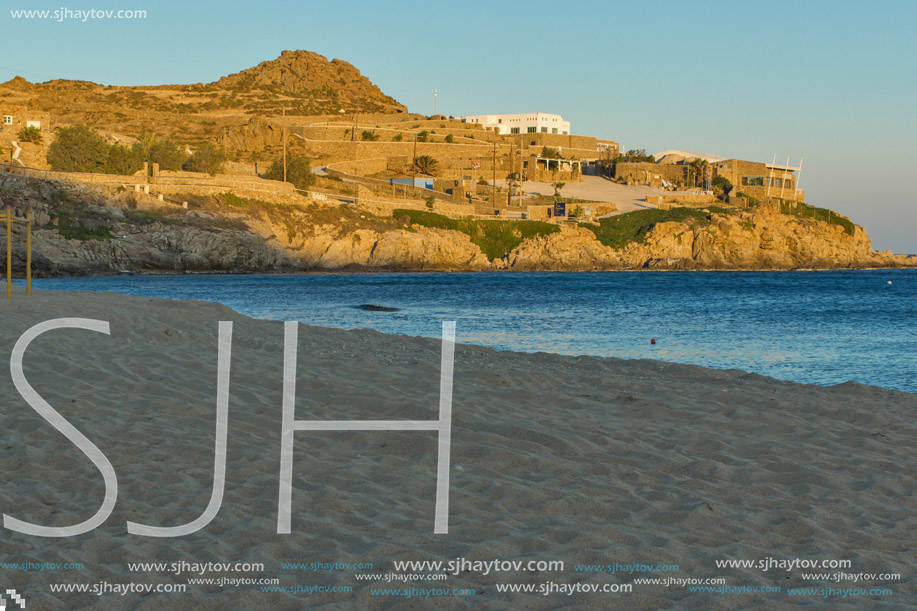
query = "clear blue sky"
xmin=4 ymin=0 xmax=915 ymax=252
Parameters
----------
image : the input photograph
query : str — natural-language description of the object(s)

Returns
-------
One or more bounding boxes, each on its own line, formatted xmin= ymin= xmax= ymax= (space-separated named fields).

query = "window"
xmin=2 ymin=115 xmax=12 ymax=126
xmin=741 ymin=176 xmax=764 ymax=186
xmin=541 ymin=127 xmax=548 ymax=133
xmin=497 ymin=119 xmax=502 ymax=123
xmin=510 ymin=127 xmax=520 ymax=134
xmin=527 ymin=126 xmax=537 ymax=133
xmin=552 ymin=128 xmax=558 ymax=134
xmin=767 ymin=177 xmax=788 ymax=188
xmin=562 ymin=131 xmax=568 ymax=135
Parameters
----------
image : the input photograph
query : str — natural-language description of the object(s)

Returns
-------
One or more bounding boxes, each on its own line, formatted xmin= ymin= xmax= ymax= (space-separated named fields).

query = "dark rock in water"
xmin=354 ymin=304 xmax=400 ymax=312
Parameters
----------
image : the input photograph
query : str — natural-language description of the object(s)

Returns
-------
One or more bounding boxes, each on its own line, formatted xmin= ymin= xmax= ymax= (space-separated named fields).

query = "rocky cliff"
xmin=0 ymin=174 xmax=911 ymax=276
xmin=507 ymin=206 xmax=909 ymax=270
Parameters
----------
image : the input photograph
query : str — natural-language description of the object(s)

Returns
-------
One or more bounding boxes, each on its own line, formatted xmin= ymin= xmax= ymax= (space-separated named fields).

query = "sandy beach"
xmin=0 ymin=287 xmax=913 ymax=609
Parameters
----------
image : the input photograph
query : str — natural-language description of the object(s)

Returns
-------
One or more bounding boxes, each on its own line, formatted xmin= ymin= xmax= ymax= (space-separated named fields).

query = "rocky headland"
xmin=0 ymin=174 xmax=911 ymax=276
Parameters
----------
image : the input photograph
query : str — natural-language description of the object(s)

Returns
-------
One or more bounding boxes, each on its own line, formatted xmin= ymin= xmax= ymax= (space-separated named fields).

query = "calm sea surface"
xmin=24 ymin=270 xmax=917 ymax=392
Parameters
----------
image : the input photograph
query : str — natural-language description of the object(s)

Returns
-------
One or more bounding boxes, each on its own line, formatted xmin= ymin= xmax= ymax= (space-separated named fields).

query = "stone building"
xmin=0 ymin=106 xmax=52 ymax=168
xmin=0 ymin=105 xmax=51 ymax=134
xmin=713 ymin=159 xmax=804 ymax=203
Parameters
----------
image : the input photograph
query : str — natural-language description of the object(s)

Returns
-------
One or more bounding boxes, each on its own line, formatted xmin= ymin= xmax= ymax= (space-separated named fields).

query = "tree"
xmin=263 ymin=155 xmax=315 ymax=191
xmin=46 ymin=124 xmax=110 ymax=173
xmin=18 ymin=126 xmax=42 ymax=144
xmin=413 ymin=155 xmax=439 ymax=176
xmin=541 ymin=146 xmax=562 ymax=159
xmin=183 ymin=142 xmax=226 ymax=175
xmin=616 ymin=149 xmax=656 ymax=163
xmin=552 ymin=182 xmax=566 ymax=197
xmin=104 ymin=142 xmax=145 ymax=175
xmin=361 ymin=130 xmax=379 ymax=141
xmin=712 ymin=175 xmax=732 ymax=196
xmin=148 ymin=138 xmax=187 ymax=171
xmin=416 ymin=130 xmax=430 ymax=142
xmin=690 ymin=158 xmax=709 ymax=188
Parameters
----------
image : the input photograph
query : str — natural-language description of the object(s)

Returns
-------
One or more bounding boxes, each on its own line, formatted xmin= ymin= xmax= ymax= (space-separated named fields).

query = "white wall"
xmin=460 ymin=113 xmax=571 ymax=135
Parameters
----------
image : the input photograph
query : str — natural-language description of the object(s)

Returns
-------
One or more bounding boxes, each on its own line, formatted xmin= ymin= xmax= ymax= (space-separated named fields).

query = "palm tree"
xmin=690 ymin=158 xmax=709 ymax=188
xmin=413 ymin=155 xmax=439 ymax=176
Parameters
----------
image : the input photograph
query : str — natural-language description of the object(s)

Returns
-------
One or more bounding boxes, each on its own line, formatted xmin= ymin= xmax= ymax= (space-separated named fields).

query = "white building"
xmin=459 ymin=112 xmax=570 ymax=135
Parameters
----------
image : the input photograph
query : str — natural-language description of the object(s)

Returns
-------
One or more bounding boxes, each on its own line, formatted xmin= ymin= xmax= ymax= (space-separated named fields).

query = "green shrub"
xmin=183 ymin=142 xmax=226 ymax=175
xmin=263 ymin=155 xmax=315 ymax=191
xmin=147 ymin=138 xmax=187 ymax=171
xmin=58 ymin=221 xmax=112 ymax=241
xmin=736 ymin=191 xmax=760 ymax=206
xmin=583 ymin=207 xmax=731 ymax=250
xmin=360 ymin=130 xmax=379 ymax=141
xmin=123 ymin=209 xmax=174 ymax=224
xmin=104 ymin=142 xmax=145 ymax=175
xmin=18 ymin=126 xmax=42 ymax=144
xmin=616 ymin=149 xmax=656 ymax=163
xmin=779 ymin=201 xmax=855 ymax=235
xmin=712 ymin=175 xmax=732 ymax=194
xmin=284 ymin=220 xmax=297 ymax=242
xmin=444 ymin=134 xmax=454 ymax=143
xmin=47 ymin=124 xmax=111 ymax=173
xmin=392 ymin=133 xmax=403 ymax=142
xmin=417 ymin=130 xmax=429 ymax=142
xmin=394 ymin=209 xmax=559 ymax=260
xmin=220 ymin=192 xmax=247 ymax=207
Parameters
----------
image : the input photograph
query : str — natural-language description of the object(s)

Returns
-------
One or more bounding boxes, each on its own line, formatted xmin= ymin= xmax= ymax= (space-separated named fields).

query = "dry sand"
xmin=0 ymin=287 xmax=914 ymax=610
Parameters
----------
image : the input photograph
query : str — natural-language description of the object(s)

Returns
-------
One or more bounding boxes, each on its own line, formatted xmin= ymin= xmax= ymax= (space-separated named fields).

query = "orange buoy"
xmin=650 ymin=338 xmax=656 ymax=345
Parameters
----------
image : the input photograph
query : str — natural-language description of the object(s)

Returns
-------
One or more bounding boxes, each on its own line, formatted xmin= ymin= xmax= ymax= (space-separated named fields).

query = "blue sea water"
xmin=23 ymin=269 xmax=917 ymax=392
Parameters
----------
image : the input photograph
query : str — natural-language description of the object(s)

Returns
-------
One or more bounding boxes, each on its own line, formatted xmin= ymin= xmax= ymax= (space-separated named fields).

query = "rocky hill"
xmin=0 ymin=174 xmax=911 ymax=276
xmin=0 ymin=51 xmax=405 ymax=148
xmin=212 ymin=50 xmax=404 ymax=113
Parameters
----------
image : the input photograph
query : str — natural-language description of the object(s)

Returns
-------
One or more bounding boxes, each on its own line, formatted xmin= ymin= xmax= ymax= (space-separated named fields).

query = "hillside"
xmin=0 ymin=50 xmax=406 ymax=146
xmin=0 ymin=174 xmax=912 ymax=276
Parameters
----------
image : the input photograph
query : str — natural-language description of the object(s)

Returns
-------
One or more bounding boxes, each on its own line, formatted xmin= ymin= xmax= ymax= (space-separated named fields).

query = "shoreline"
xmin=18 ymin=263 xmax=917 ymax=280
xmin=18 ymin=274 xmax=917 ymax=394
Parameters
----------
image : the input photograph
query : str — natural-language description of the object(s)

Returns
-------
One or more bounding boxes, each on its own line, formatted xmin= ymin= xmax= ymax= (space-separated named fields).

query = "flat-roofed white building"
xmin=459 ymin=112 xmax=570 ymax=135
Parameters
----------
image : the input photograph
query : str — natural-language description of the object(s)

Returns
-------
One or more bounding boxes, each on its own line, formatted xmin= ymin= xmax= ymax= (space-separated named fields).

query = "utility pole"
xmin=352 ymin=113 xmax=357 ymax=142
xmin=492 ymin=141 xmax=497 ymax=206
xmin=508 ymin=143 xmax=514 ymax=207
xmin=282 ymin=107 xmax=287 ymax=183
xmin=412 ymin=136 xmax=417 ymax=191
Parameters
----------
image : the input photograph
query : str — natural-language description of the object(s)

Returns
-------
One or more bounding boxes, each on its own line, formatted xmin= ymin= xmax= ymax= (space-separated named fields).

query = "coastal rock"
xmin=0 ymin=174 xmax=912 ymax=276
xmin=506 ymin=224 xmax=621 ymax=270
xmin=365 ymin=227 xmax=490 ymax=270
